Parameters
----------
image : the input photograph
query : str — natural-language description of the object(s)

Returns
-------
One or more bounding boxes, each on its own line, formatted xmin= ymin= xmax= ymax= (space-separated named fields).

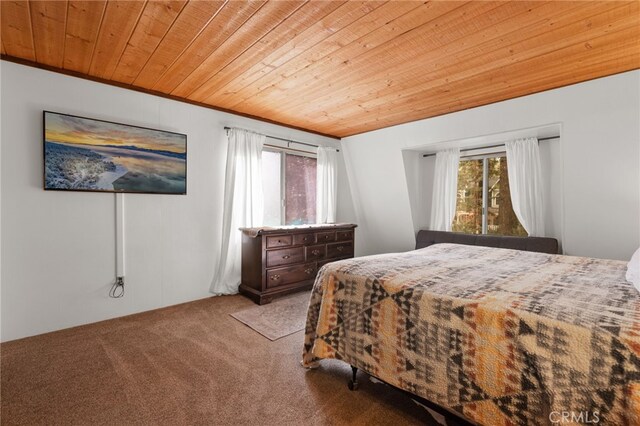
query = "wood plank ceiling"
xmin=1 ymin=1 xmax=639 ymax=138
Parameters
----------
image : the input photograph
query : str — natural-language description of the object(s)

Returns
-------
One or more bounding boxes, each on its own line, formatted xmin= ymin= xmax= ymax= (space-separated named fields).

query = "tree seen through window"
xmin=452 ymin=156 xmax=526 ymax=236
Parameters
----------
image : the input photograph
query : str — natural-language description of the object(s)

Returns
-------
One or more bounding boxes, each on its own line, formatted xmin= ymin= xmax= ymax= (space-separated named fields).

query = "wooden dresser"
xmin=239 ymin=224 xmax=357 ymax=305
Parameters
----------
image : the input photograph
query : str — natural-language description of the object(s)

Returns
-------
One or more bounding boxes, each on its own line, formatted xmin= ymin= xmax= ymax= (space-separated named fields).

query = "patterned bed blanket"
xmin=302 ymin=244 xmax=640 ymax=425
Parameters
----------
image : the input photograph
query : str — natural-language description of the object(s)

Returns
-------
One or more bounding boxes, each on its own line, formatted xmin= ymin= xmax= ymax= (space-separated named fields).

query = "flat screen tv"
xmin=43 ymin=111 xmax=187 ymax=194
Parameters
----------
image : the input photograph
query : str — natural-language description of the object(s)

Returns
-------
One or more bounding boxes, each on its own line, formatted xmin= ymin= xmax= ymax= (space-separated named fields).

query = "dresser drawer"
xmin=266 ymin=235 xmax=292 ymax=248
xmin=316 ymin=231 xmax=336 ymax=243
xmin=327 ymin=241 xmax=353 ymax=258
xmin=305 ymin=244 xmax=326 ymax=261
xmin=293 ymin=233 xmax=316 ymax=246
xmin=337 ymin=230 xmax=353 ymax=241
xmin=266 ymin=263 xmax=317 ymax=289
xmin=266 ymin=247 xmax=304 ymax=268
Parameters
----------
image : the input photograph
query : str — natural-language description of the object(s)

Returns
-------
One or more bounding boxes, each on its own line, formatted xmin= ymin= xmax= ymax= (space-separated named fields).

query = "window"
xmin=262 ymin=149 xmax=317 ymax=226
xmin=452 ymin=154 xmax=526 ymax=236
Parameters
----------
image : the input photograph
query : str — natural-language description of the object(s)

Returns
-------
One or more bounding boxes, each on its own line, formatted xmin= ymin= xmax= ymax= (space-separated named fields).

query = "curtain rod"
xmin=264 ymin=143 xmax=316 ymax=156
xmin=224 ymin=126 xmax=339 ymax=152
xmin=421 ymin=135 xmax=559 ymax=158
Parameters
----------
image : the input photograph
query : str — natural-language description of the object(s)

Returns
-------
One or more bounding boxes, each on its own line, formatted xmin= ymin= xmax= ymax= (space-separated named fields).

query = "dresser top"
xmin=240 ymin=223 xmax=357 ymax=237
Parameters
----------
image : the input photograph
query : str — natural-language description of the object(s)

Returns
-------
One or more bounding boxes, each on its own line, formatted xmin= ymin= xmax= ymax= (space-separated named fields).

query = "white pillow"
xmin=627 ymin=247 xmax=640 ymax=291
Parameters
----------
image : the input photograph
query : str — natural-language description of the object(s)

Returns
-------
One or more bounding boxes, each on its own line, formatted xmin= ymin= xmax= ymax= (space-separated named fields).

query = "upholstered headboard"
xmin=415 ymin=230 xmax=559 ymax=254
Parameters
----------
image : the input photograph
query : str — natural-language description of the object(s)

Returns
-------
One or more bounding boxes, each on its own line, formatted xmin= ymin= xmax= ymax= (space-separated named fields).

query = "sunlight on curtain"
xmin=505 ymin=137 xmax=545 ymax=237
xmin=430 ymin=148 xmax=460 ymax=231
xmin=316 ymin=146 xmax=338 ymax=223
xmin=210 ymin=128 xmax=265 ymax=295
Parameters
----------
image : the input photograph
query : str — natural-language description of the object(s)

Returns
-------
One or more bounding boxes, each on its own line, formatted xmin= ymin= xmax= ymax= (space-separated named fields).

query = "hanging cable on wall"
xmin=109 ymin=277 xmax=125 ymax=298
xmin=110 ymin=193 xmax=125 ymax=298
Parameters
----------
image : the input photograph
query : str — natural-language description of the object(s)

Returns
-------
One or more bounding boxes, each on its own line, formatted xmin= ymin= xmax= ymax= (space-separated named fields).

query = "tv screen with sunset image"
xmin=43 ymin=111 xmax=187 ymax=194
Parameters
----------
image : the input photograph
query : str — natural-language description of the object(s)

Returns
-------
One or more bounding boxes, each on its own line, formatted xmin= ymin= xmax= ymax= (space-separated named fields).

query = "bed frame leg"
xmin=348 ymin=365 xmax=359 ymax=391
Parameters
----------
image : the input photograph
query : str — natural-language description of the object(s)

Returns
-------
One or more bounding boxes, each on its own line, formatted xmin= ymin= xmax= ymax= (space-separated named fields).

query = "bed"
xmin=302 ymin=234 xmax=640 ymax=425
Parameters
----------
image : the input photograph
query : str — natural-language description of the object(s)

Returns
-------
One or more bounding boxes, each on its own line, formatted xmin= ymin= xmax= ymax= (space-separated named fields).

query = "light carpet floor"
xmin=230 ymin=292 xmax=310 ymax=341
xmin=1 ymin=294 xmax=446 ymax=425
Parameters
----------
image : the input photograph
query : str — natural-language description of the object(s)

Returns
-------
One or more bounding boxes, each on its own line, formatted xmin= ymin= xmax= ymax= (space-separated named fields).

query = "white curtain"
xmin=316 ymin=146 xmax=338 ymax=224
xmin=505 ymin=137 xmax=545 ymax=237
xmin=210 ymin=128 xmax=265 ymax=295
xmin=430 ymin=148 xmax=460 ymax=231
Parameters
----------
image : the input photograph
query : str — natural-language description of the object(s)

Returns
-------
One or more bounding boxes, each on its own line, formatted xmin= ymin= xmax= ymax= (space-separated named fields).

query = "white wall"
xmin=343 ymin=70 xmax=640 ymax=261
xmin=0 ymin=61 xmax=349 ymax=341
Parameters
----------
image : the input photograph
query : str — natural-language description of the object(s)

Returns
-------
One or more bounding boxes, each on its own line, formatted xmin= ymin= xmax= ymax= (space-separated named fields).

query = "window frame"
xmin=262 ymin=143 xmax=317 ymax=226
xmin=456 ymin=150 xmax=516 ymax=235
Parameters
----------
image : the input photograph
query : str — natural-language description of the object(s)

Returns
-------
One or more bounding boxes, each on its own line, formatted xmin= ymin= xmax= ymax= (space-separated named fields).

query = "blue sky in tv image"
xmin=43 ymin=111 xmax=186 ymax=194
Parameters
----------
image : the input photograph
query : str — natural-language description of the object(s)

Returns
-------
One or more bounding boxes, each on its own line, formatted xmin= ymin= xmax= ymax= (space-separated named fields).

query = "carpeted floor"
xmin=230 ymin=292 xmax=310 ymax=341
xmin=1 ymin=294 xmax=445 ymax=425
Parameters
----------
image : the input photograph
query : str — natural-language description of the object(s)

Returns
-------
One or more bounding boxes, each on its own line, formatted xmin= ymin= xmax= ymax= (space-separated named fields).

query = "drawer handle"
xmin=282 ymin=255 xmax=290 ymax=259
xmin=311 ymin=249 xmax=321 ymax=256
xmin=270 ymin=274 xmax=280 ymax=280
xmin=303 ymin=237 xmax=308 ymax=241
xmin=277 ymin=240 xmax=282 ymax=243
xmin=337 ymin=246 xmax=344 ymax=252
xmin=305 ymin=268 xmax=314 ymax=275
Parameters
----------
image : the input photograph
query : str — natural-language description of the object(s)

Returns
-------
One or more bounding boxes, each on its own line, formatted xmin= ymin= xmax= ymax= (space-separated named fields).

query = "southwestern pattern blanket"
xmin=302 ymin=244 xmax=640 ymax=425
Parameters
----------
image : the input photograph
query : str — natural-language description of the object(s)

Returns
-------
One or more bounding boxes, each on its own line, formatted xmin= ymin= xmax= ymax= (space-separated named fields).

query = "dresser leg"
xmin=258 ymin=295 xmax=274 ymax=305
xmin=348 ymin=365 xmax=359 ymax=391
